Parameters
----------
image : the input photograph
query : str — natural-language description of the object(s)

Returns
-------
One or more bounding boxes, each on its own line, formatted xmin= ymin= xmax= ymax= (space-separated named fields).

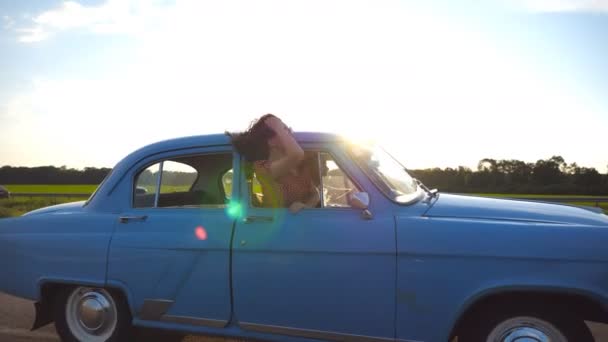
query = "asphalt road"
xmin=1 ymin=292 xmax=607 ymax=342
xmin=0 ymin=292 xmax=235 ymax=342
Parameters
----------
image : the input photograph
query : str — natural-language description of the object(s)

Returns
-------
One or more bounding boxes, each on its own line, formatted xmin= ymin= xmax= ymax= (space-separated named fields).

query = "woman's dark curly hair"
xmin=226 ymin=114 xmax=278 ymax=162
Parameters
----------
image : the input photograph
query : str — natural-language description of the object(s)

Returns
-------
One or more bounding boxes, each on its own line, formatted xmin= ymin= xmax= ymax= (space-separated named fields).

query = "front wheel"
xmin=459 ymin=307 xmax=594 ymax=342
xmin=54 ymin=287 xmax=133 ymax=342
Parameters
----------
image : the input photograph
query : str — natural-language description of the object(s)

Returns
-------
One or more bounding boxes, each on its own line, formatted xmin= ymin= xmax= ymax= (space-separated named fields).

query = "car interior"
xmin=133 ymin=153 xmax=233 ymax=208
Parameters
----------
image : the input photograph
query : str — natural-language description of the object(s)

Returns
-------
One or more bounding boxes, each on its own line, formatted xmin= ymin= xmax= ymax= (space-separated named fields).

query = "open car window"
xmin=133 ymin=153 xmax=232 ymax=208
xmin=319 ymin=152 xmax=361 ymax=208
xmin=249 ymin=151 xmax=361 ymax=209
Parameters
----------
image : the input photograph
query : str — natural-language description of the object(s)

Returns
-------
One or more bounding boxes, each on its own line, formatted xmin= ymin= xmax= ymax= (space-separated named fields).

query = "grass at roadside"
xmin=0 ymin=197 xmax=82 ymax=218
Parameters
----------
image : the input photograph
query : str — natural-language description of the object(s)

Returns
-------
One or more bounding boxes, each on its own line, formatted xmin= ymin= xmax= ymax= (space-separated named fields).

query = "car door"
xmin=232 ymin=144 xmax=397 ymax=340
xmin=107 ymin=147 xmax=237 ymax=328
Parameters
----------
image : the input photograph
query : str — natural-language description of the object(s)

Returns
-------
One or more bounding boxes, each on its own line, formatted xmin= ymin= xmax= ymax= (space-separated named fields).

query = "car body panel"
xmin=107 ymin=208 xmax=234 ymax=324
xmin=427 ymin=193 xmax=608 ymax=226
xmin=106 ymin=145 xmax=238 ymax=324
xmin=231 ymin=143 xmax=397 ymax=339
xmin=0 ymin=208 xmax=114 ymax=300
xmin=395 ymin=209 xmax=608 ymax=341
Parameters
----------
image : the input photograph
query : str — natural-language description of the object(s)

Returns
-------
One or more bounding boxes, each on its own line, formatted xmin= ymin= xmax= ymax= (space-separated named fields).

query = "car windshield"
xmin=348 ymin=143 xmax=421 ymax=204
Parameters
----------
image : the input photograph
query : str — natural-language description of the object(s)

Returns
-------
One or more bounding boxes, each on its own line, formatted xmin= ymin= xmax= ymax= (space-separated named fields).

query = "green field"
xmin=1 ymin=189 xmax=606 ymax=218
xmin=6 ymin=184 xmax=194 ymax=194
xmin=5 ymin=184 xmax=98 ymax=194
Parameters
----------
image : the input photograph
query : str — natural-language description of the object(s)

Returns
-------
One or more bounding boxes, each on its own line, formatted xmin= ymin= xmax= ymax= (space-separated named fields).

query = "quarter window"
xmin=134 ymin=163 xmax=160 ymax=208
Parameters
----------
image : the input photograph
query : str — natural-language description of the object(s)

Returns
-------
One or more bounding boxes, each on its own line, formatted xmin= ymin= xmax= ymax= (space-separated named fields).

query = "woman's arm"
xmin=289 ymin=185 xmax=321 ymax=213
xmin=265 ymin=117 xmax=304 ymax=179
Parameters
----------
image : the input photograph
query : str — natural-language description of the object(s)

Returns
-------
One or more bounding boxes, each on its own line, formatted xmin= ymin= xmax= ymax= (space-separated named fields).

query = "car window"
xmin=160 ymin=161 xmax=197 ymax=194
xmin=349 ymin=144 xmax=420 ymax=204
xmin=134 ymin=153 xmax=232 ymax=208
xmin=249 ymin=151 xmax=360 ymax=209
xmin=320 ymin=152 xmax=361 ymax=208
xmin=221 ymin=169 xmax=233 ymax=200
xmin=134 ymin=163 xmax=160 ymax=208
xmin=248 ymin=152 xmax=319 ymax=208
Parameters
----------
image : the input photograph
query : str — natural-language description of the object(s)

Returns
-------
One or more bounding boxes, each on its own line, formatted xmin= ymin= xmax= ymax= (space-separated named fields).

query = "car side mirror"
xmin=350 ymin=192 xmax=369 ymax=209
xmin=349 ymin=192 xmax=373 ymax=220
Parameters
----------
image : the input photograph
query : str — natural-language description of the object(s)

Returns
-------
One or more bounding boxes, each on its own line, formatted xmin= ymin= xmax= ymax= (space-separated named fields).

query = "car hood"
xmin=425 ymin=194 xmax=608 ymax=226
xmin=22 ymin=201 xmax=86 ymax=216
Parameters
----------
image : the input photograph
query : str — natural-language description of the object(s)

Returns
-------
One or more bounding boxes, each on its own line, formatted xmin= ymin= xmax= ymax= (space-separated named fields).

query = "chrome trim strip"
xmin=161 ymin=315 xmax=228 ymax=328
xmin=239 ymin=322 xmax=421 ymax=342
xmin=317 ymin=152 xmax=325 ymax=208
xmin=154 ymin=161 xmax=164 ymax=207
xmin=138 ymin=299 xmax=174 ymax=320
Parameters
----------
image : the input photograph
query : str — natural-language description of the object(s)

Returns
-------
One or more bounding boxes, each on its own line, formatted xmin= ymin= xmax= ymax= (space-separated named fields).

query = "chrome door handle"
xmin=119 ymin=215 xmax=148 ymax=223
xmin=243 ymin=216 xmax=273 ymax=224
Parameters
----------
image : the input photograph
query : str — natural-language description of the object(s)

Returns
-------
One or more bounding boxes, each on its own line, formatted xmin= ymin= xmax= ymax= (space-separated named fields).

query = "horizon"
xmin=1 ymin=153 xmax=605 ymax=174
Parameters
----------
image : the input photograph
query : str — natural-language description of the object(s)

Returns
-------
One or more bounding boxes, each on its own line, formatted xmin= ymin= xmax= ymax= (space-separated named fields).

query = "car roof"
xmin=122 ymin=132 xmax=343 ymax=166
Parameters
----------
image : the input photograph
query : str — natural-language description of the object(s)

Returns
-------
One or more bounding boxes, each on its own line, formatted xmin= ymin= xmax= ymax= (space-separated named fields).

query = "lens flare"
xmin=226 ymin=201 xmax=243 ymax=219
xmin=195 ymin=226 xmax=207 ymax=240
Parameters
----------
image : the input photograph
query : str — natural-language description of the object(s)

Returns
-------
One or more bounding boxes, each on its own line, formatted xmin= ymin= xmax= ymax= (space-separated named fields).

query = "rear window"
xmin=133 ymin=153 xmax=232 ymax=208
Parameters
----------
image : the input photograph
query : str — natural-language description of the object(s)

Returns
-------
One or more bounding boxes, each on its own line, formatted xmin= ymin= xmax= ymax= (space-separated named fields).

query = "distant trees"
xmin=1 ymin=156 xmax=607 ymax=195
xmin=411 ymin=156 xmax=608 ymax=195
xmin=0 ymin=166 xmax=111 ymax=185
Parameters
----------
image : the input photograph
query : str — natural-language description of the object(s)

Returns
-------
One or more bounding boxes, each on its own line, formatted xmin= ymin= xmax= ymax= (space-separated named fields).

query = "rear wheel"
xmin=54 ymin=286 xmax=133 ymax=342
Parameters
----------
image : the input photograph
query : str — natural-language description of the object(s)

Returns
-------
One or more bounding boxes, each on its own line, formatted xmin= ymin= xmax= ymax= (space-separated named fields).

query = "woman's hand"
xmin=289 ymin=186 xmax=321 ymax=214
xmin=289 ymin=201 xmax=307 ymax=214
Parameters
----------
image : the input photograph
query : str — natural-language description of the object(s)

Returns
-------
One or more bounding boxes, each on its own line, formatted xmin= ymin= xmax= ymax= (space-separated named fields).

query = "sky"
xmin=0 ymin=0 xmax=607 ymax=172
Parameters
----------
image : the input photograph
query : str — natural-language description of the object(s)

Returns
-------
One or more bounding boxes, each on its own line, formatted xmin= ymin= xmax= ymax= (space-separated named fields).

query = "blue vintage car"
xmin=1 ymin=132 xmax=608 ymax=342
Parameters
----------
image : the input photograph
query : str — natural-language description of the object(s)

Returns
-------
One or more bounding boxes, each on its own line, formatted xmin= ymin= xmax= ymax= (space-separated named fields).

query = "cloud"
xmin=17 ymin=27 xmax=51 ymax=43
xmin=2 ymin=15 xmax=15 ymax=29
xmin=16 ymin=0 xmax=173 ymax=43
xmin=513 ymin=0 xmax=608 ymax=13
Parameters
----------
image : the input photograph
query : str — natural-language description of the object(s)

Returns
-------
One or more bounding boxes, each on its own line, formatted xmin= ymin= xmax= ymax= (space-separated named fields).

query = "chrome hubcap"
xmin=78 ymin=293 xmax=110 ymax=330
xmin=499 ymin=326 xmax=549 ymax=342
xmin=488 ymin=316 xmax=567 ymax=342
xmin=66 ymin=287 xmax=117 ymax=341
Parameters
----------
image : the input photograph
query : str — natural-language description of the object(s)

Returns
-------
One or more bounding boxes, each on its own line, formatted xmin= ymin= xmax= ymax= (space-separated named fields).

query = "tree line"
xmin=0 ymin=166 xmax=112 ymax=185
xmin=1 ymin=156 xmax=607 ymax=194
xmin=0 ymin=166 xmax=195 ymax=187
xmin=410 ymin=156 xmax=608 ymax=195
